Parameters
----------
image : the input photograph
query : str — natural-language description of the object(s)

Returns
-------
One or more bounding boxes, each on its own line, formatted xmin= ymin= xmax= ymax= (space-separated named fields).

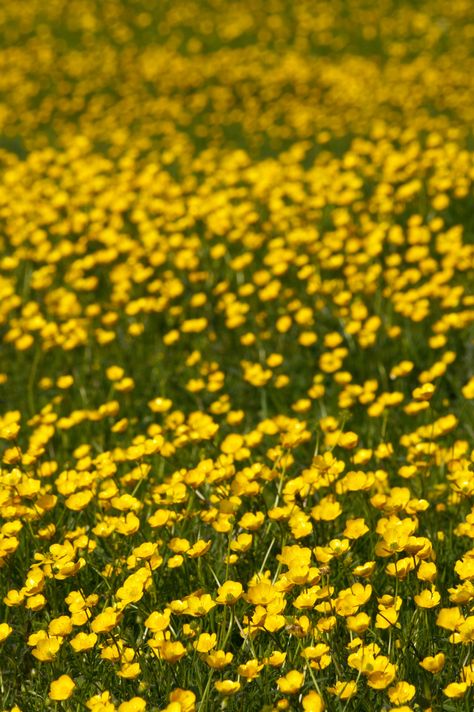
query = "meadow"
xmin=0 ymin=0 xmax=474 ymax=710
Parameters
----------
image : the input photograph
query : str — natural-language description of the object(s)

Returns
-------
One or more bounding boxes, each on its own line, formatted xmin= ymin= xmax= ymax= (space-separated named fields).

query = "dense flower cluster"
xmin=0 ymin=0 xmax=474 ymax=710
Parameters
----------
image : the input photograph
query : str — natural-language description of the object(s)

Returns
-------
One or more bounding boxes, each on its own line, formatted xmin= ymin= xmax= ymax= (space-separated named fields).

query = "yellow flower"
xmin=186 ymin=539 xmax=211 ymax=558
xmin=4 ymin=589 xmax=24 ymax=607
xmin=462 ymin=377 xmax=474 ymax=399
xmin=302 ymin=691 xmax=325 ymax=711
xmin=266 ymin=650 xmax=287 ymax=667
xmin=216 ymin=580 xmax=243 ymax=605
xmin=414 ymin=587 xmax=441 ymax=609
xmin=375 ymin=606 xmax=399 ymax=629
xmin=221 ymin=433 xmax=245 ymax=454
xmin=346 ymin=612 xmax=371 ymax=633
xmin=443 ymin=682 xmax=468 ymax=698
xmin=91 ymin=607 xmax=123 ymax=633
xmin=237 ymin=659 xmax=264 ymax=679
xmin=48 ymin=615 xmax=73 ymax=637
xmin=70 ymin=631 xmax=98 ymax=652
xmin=344 ymin=517 xmax=369 ymax=539
xmin=277 ymin=670 xmax=304 ymax=694
xmin=458 ymin=616 xmax=474 ymax=643
xmin=246 ymin=581 xmax=277 ymax=606
xmin=417 ymin=561 xmax=437 ymax=582
xmin=230 ymin=532 xmax=253 ymax=553
xmin=167 ymin=555 xmax=184 ymax=569
xmin=133 ymin=542 xmax=158 ymax=560
xmin=388 ymin=681 xmax=416 ymax=704
xmin=106 ymin=366 xmax=125 ymax=381
xmin=116 ymin=580 xmax=145 ymax=607
xmin=454 ymin=557 xmax=474 ymax=581
xmin=32 ymin=636 xmax=63 ymax=662
xmin=0 ymin=422 xmax=20 ymax=441
xmin=145 ymin=610 xmax=171 ymax=633
xmin=24 ymin=567 xmax=45 ymax=596
xmin=419 ymin=653 xmax=445 ymax=673
xmin=352 ymin=561 xmax=376 ymax=577
xmin=65 ymin=490 xmax=94 ymax=511
xmin=49 ymin=674 xmax=76 ymax=701
xmin=56 ymin=375 xmax=74 ymax=389
xmin=214 ymin=680 xmax=241 ymax=695
xmin=118 ymin=661 xmax=141 ymax=679
xmin=339 ymin=431 xmax=359 ymax=449
xmin=239 ymin=511 xmax=265 ymax=530
xmin=0 ymin=623 xmax=13 ymax=642
xmin=148 ymin=397 xmax=173 ymax=413
xmin=311 ymin=496 xmax=342 ymax=522
xmin=168 ymin=689 xmax=196 ymax=712
xmin=463 ymin=663 xmax=474 ymax=685
xmin=204 ymin=650 xmax=233 ymax=669
xmin=264 ymin=613 xmax=287 ymax=633
xmin=156 ymin=640 xmax=187 ymax=664
xmin=327 ymin=680 xmax=358 ymax=700
xmin=412 ymin=383 xmax=435 ymax=401
xmin=86 ymin=690 xmax=115 ymax=711
xmin=367 ymin=658 xmax=397 ymax=689
xmin=436 ymin=607 xmax=463 ymax=630
xmin=193 ymin=633 xmax=217 ymax=653
xmin=182 ymin=593 xmax=216 ymax=616
xmin=377 ymin=519 xmax=416 ymax=556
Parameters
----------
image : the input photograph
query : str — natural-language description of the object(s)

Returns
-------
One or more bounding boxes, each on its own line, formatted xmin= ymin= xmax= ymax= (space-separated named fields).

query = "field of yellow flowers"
xmin=0 ymin=0 xmax=474 ymax=710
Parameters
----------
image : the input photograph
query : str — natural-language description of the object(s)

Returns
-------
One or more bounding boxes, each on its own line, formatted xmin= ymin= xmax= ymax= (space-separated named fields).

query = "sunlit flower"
xmin=49 ymin=675 xmax=75 ymax=701
xmin=214 ymin=680 xmax=241 ymax=695
xmin=327 ymin=681 xmax=358 ymax=700
xmin=277 ymin=670 xmax=304 ymax=694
